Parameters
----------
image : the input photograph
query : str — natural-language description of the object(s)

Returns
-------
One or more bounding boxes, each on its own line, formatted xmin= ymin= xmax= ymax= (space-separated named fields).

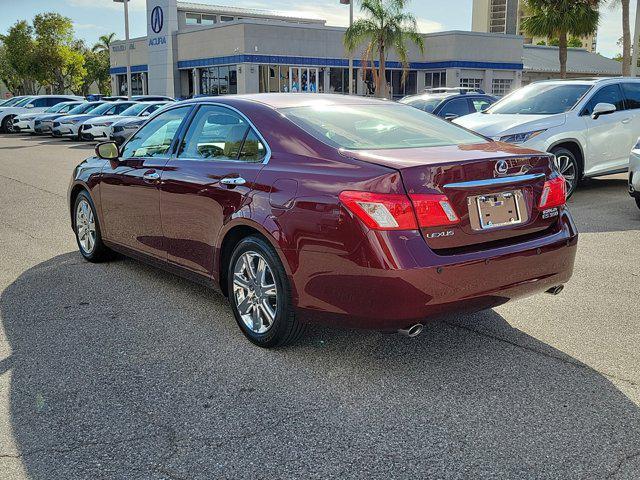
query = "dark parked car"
xmin=109 ymin=117 xmax=146 ymax=145
xmin=68 ymin=94 xmax=577 ymax=347
xmin=400 ymin=88 xmax=497 ymax=120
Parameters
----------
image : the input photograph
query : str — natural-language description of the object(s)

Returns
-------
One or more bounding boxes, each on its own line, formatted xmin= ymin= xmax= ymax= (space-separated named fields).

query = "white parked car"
xmin=629 ymin=139 xmax=640 ymax=210
xmin=0 ymin=95 xmax=83 ymax=133
xmin=79 ymin=101 xmax=169 ymax=141
xmin=52 ymin=101 xmax=137 ymax=140
xmin=455 ymin=78 xmax=640 ymax=196
xmin=12 ymin=101 xmax=84 ymax=134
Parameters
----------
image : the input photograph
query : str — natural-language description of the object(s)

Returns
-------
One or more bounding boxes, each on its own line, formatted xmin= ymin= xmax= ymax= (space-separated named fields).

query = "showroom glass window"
xmin=425 ymin=71 xmax=446 ymax=89
xmin=178 ymin=105 xmax=266 ymax=162
xmin=200 ymin=66 xmax=237 ymax=95
xmin=121 ymin=106 xmax=191 ymax=159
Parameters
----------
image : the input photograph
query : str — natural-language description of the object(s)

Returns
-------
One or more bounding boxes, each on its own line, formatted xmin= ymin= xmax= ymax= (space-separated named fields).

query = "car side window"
xmin=121 ymin=106 xmax=191 ymax=159
xmin=32 ymin=98 xmax=48 ymax=108
xmin=440 ymin=98 xmax=470 ymax=118
xmin=621 ymin=83 xmax=640 ymax=110
xmin=471 ymin=98 xmax=493 ymax=112
xmin=582 ymin=84 xmax=625 ymax=116
xmin=178 ymin=105 xmax=266 ymax=162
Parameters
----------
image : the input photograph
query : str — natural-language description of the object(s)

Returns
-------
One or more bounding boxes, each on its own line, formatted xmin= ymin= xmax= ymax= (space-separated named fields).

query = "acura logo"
xmin=495 ymin=160 xmax=509 ymax=175
xmin=151 ymin=6 xmax=164 ymax=34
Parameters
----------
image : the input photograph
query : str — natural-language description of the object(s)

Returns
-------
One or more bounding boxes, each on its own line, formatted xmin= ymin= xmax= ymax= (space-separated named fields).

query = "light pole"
xmin=341 ymin=0 xmax=354 ymax=95
xmin=114 ymin=0 xmax=132 ymax=99
xmin=632 ymin=0 xmax=640 ymax=77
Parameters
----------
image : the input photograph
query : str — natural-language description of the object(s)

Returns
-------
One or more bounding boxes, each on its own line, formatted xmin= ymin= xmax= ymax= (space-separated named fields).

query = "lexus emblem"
xmin=495 ymin=160 xmax=508 ymax=175
xmin=151 ymin=6 xmax=164 ymax=34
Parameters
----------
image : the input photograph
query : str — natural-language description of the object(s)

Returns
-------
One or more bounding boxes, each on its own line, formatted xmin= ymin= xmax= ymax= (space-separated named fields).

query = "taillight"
xmin=339 ymin=191 xmax=417 ymax=230
xmin=339 ymin=191 xmax=459 ymax=231
xmin=538 ymin=176 xmax=566 ymax=209
xmin=409 ymin=194 xmax=460 ymax=228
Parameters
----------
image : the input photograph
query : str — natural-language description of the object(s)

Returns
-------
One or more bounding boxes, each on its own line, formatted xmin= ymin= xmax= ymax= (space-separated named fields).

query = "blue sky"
xmin=0 ymin=0 xmax=626 ymax=58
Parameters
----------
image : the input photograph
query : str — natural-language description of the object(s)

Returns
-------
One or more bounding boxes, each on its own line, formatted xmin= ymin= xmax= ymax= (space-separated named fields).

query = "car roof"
xmin=181 ymin=93 xmax=394 ymax=110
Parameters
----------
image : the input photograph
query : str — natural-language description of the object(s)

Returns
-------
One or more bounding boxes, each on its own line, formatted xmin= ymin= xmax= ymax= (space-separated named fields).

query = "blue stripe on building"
xmin=109 ymin=65 xmax=149 ymax=74
xmin=176 ymin=55 xmax=523 ymax=71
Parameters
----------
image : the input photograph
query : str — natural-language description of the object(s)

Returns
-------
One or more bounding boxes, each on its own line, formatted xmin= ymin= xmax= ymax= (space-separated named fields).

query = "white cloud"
xmin=68 ymin=0 xmax=147 ymax=12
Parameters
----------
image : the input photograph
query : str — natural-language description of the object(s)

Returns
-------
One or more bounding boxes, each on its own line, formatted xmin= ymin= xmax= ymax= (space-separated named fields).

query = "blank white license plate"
xmin=469 ymin=190 xmax=526 ymax=230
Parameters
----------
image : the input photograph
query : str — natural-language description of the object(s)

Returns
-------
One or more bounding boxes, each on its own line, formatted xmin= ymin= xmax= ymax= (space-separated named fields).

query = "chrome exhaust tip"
xmin=398 ymin=324 xmax=424 ymax=338
xmin=546 ymin=285 xmax=564 ymax=295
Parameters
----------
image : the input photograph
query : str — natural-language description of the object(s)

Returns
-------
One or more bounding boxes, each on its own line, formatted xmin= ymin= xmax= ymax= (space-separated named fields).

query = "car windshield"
xmin=45 ymin=103 xmax=70 ymax=113
xmin=282 ymin=103 xmax=485 ymax=150
xmin=486 ymin=83 xmax=591 ymax=115
xmin=119 ymin=103 xmax=154 ymax=116
xmin=14 ymin=97 xmax=34 ymax=107
xmin=89 ymin=103 xmax=119 ymax=115
xmin=1 ymin=97 xmax=25 ymax=107
xmin=67 ymin=103 xmax=98 ymax=114
xmin=399 ymin=96 xmax=443 ymax=113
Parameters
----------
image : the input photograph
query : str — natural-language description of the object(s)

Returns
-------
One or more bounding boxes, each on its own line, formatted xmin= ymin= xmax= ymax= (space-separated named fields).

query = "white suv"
xmin=0 ymin=95 xmax=83 ymax=133
xmin=455 ymin=78 xmax=640 ymax=196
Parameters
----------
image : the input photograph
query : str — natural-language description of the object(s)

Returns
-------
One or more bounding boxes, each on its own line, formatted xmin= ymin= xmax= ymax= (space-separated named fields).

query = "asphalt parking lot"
xmin=0 ymin=133 xmax=639 ymax=479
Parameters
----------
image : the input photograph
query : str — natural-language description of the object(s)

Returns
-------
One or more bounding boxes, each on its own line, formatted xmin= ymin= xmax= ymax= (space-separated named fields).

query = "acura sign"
xmin=151 ymin=6 xmax=164 ymax=34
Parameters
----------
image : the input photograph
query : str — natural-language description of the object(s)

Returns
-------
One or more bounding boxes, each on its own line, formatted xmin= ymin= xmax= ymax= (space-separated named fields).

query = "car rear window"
xmin=281 ymin=103 xmax=485 ymax=150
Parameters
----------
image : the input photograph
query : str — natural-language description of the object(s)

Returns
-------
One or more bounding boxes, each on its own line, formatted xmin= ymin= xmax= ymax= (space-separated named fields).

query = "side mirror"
xmin=141 ymin=111 xmax=150 ymax=116
xmin=95 ymin=141 xmax=120 ymax=160
xmin=444 ymin=113 xmax=459 ymax=121
xmin=592 ymin=102 xmax=616 ymax=120
xmin=25 ymin=103 xmax=35 ymax=109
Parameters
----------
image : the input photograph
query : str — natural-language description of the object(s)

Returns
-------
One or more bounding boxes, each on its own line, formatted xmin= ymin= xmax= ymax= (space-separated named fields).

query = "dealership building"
xmin=108 ymin=0 xmax=620 ymax=99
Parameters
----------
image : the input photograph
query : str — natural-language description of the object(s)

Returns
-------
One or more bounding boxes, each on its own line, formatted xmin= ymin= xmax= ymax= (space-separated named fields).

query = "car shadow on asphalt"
xmin=565 ymin=176 xmax=640 ymax=233
xmin=2 ymin=252 xmax=639 ymax=478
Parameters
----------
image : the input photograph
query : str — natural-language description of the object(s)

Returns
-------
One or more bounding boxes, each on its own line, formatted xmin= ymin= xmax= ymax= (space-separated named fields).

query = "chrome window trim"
xmin=444 ymin=173 xmax=546 ymax=189
xmin=178 ymin=101 xmax=272 ymax=165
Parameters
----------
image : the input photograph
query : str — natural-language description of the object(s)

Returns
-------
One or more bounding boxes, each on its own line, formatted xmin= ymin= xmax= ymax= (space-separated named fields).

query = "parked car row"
xmin=1 ymin=94 xmax=174 ymax=144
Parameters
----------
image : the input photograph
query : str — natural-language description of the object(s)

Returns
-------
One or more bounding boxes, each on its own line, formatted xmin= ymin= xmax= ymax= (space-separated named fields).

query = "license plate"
xmin=468 ymin=190 xmax=527 ymax=231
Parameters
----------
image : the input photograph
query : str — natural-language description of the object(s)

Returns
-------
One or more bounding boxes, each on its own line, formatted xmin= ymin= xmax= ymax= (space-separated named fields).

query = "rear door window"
xmin=440 ymin=98 xmax=471 ymax=118
xmin=621 ymin=83 xmax=640 ymax=110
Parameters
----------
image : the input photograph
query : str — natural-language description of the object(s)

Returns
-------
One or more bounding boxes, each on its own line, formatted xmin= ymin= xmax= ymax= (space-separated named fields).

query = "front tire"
xmin=636 ymin=197 xmax=640 ymax=210
xmin=73 ymin=191 xmax=112 ymax=262
xmin=227 ymin=235 xmax=304 ymax=348
xmin=551 ymin=147 xmax=580 ymax=198
xmin=1 ymin=115 xmax=14 ymax=133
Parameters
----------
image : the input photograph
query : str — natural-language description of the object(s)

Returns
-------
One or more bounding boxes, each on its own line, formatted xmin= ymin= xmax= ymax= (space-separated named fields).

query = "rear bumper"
xmin=294 ymin=210 xmax=578 ymax=330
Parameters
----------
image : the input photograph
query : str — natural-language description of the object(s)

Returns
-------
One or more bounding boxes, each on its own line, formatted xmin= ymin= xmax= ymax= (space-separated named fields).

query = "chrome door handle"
xmin=220 ymin=177 xmax=246 ymax=186
xmin=622 ymin=118 xmax=631 ymax=124
xmin=143 ymin=172 xmax=160 ymax=181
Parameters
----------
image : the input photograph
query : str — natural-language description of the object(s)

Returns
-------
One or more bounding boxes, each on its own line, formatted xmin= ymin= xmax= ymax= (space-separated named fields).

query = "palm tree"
xmin=92 ymin=32 xmax=117 ymax=53
xmin=610 ymin=0 xmax=631 ymax=76
xmin=344 ymin=0 xmax=424 ymax=98
xmin=522 ymin=0 xmax=600 ymax=79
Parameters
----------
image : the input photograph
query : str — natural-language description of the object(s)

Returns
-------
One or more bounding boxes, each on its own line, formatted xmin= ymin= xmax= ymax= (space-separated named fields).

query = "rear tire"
xmin=227 ymin=235 xmax=304 ymax=348
xmin=550 ymin=147 xmax=580 ymax=198
xmin=73 ymin=191 xmax=113 ymax=263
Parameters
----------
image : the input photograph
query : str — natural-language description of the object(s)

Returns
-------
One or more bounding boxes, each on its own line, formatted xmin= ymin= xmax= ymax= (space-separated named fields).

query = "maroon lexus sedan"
xmin=68 ymin=94 xmax=577 ymax=347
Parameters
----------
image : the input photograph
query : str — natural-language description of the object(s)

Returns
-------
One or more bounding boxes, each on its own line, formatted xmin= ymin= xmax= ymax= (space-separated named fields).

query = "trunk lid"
xmin=342 ymin=142 xmax=559 ymax=252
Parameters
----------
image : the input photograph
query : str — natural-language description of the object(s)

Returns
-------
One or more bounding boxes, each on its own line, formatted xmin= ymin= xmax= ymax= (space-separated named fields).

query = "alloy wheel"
xmin=232 ymin=251 xmax=278 ymax=334
xmin=76 ymin=198 xmax=96 ymax=254
xmin=554 ymin=154 xmax=577 ymax=196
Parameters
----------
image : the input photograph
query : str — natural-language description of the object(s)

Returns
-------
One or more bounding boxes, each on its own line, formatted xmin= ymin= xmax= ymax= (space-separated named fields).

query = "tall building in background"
xmin=471 ymin=0 xmax=597 ymax=52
